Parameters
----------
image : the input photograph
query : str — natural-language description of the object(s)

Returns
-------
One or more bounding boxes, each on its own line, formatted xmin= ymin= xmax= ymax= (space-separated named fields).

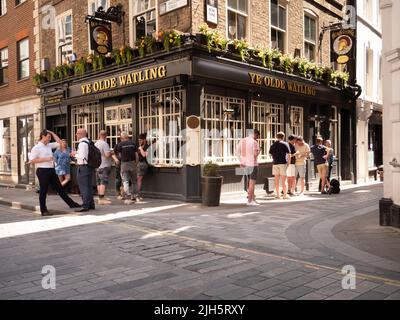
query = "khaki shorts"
xmin=317 ymin=163 xmax=328 ymax=178
xmin=287 ymin=164 xmax=296 ymax=177
xmin=273 ymin=164 xmax=288 ymax=176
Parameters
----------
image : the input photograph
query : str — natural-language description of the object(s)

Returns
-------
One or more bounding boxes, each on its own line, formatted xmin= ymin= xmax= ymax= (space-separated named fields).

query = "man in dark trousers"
xmin=70 ymin=128 xmax=95 ymax=212
xmin=114 ymin=132 xmax=139 ymax=204
xmin=29 ymin=129 xmax=81 ymax=216
xmin=269 ymin=132 xmax=291 ymax=200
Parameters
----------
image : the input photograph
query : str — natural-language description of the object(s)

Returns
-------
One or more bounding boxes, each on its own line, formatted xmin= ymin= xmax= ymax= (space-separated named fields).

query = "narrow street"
xmin=0 ymin=183 xmax=399 ymax=300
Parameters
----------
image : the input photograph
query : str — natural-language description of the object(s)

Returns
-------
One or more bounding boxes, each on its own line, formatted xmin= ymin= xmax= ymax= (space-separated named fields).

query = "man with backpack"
xmin=70 ymin=128 xmax=99 ymax=212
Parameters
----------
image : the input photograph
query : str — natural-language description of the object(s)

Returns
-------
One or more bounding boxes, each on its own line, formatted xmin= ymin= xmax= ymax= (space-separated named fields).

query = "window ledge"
xmin=16 ymin=77 xmax=30 ymax=83
xmin=15 ymin=1 xmax=27 ymax=9
xmin=0 ymin=83 xmax=9 ymax=89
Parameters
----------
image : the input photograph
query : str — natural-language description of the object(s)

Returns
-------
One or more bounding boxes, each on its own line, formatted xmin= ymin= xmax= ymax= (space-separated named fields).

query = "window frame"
xmin=17 ymin=38 xmax=29 ymax=80
xmin=104 ymin=104 xmax=133 ymax=149
xmin=139 ymin=85 xmax=185 ymax=167
xmin=88 ymin=0 xmax=109 ymax=15
xmin=15 ymin=0 xmax=26 ymax=7
xmin=71 ymin=101 xmax=101 ymax=149
xmin=270 ymin=0 xmax=287 ymax=53
xmin=226 ymin=0 xmax=249 ymax=40
xmin=304 ymin=11 xmax=317 ymax=62
xmin=55 ymin=10 xmax=73 ymax=65
xmin=250 ymin=100 xmax=284 ymax=163
xmin=132 ymin=0 xmax=157 ymax=42
xmin=203 ymin=94 xmax=245 ymax=165
xmin=0 ymin=0 xmax=7 ymax=16
xmin=0 ymin=47 xmax=8 ymax=85
xmin=0 ymin=118 xmax=12 ymax=175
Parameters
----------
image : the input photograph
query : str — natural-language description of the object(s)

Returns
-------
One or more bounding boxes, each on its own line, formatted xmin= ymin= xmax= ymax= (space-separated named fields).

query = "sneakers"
xmin=98 ymin=199 xmax=112 ymax=205
xmin=247 ymin=201 xmax=260 ymax=206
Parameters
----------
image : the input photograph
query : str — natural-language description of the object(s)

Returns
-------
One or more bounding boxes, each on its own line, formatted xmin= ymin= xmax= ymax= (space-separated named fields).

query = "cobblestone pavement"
xmin=0 ymin=182 xmax=399 ymax=300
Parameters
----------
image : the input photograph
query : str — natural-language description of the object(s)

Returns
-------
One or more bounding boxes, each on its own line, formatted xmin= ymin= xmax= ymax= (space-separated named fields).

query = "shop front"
xmin=40 ymin=45 xmax=354 ymax=201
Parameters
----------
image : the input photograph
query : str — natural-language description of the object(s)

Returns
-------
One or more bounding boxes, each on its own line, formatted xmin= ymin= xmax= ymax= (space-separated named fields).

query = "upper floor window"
xmin=271 ymin=0 xmax=286 ymax=53
xmin=364 ymin=0 xmax=373 ymax=22
xmin=365 ymin=46 xmax=374 ymax=97
xmin=56 ymin=10 xmax=73 ymax=65
xmin=0 ymin=0 xmax=7 ymax=16
xmin=304 ymin=13 xmax=317 ymax=62
xmin=17 ymin=39 xmax=29 ymax=80
xmin=0 ymin=47 xmax=8 ymax=85
xmin=88 ymin=0 xmax=109 ymax=15
xmin=227 ymin=0 xmax=248 ymax=40
xmin=133 ymin=0 xmax=156 ymax=41
xmin=15 ymin=0 xmax=26 ymax=6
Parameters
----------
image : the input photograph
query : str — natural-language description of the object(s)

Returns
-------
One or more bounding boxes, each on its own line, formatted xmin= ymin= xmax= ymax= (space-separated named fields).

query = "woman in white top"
xmin=29 ymin=130 xmax=81 ymax=216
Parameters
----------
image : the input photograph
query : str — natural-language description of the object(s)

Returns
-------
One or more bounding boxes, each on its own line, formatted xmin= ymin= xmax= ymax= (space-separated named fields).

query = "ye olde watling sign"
xmin=249 ymin=72 xmax=317 ymax=96
xmin=80 ymin=65 xmax=167 ymax=95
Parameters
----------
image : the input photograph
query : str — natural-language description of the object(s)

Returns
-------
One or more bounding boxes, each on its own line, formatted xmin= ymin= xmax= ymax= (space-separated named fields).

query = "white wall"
xmin=381 ymin=0 xmax=400 ymax=206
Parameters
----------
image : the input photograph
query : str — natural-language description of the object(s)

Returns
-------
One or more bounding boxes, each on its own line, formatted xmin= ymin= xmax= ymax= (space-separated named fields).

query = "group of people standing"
xmin=237 ymin=130 xmax=334 ymax=206
xmin=29 ymin=128 xmax=149 ymax=216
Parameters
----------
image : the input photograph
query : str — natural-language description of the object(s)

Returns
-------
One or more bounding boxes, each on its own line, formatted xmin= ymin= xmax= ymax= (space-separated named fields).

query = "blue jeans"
xmin=77 ymin=165 xmax=95 ymax=209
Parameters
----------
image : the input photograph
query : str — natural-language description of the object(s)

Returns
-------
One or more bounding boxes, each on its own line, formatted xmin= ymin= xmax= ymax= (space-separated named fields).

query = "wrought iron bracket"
xmin=95 ymin=4 xmax=125 ymax=24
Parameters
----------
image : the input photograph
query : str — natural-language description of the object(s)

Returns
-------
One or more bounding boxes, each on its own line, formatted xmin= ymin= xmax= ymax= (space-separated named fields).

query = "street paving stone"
xmin=0 ymin=183 xmax=399 ymax=300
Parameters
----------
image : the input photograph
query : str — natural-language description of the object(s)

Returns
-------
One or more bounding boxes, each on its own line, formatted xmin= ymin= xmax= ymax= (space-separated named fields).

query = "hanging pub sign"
xmin=205 ymin=0 xmax=218 ymax=25
xmin=89 ymin=19 xmax=112 ymax=55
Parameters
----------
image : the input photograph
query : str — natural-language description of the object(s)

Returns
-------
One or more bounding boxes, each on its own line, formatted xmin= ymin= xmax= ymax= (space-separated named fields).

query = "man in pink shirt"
xmin=236 ymin=129 xmax=260 ymax=206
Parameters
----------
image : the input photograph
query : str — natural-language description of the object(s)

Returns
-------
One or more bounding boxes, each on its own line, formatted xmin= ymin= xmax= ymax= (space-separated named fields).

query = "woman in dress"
xmin=54 ymin=139 xmax=72 ymax=187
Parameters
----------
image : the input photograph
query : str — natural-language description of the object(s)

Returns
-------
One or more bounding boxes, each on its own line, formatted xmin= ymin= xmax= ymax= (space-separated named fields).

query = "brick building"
xmin=35 ymin=0 xmax=354 ymax=201
xmin=0 ymin=0 xmax=41 ymax=185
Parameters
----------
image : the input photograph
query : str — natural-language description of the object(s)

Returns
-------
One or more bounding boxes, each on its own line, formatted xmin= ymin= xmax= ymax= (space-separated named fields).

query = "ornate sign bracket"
xmin=94 ymin=4 xmax=125 ymax=25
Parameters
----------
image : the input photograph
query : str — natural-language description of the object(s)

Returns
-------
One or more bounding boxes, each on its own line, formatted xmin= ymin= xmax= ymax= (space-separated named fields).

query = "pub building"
xmin=40 ymin=43 xmax=356 ymax=202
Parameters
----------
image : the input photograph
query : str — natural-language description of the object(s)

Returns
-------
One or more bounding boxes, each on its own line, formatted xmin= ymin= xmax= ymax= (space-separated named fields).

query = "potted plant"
xmin=321 ymin=66 xmax=332 ymax=85
xmin=271 ymin=49 xmax=282 ymax=69
xmin=257 ymin=48 xmax=273 ymax=69
xmin=229 ymin=39 xmax=249 ymax=62
xmin=201 ymin=161 xmax=223 ymax=206
xmin=74 ymin=58 xmax=86 ymax=77
xmin=112 ymin=48 xmax=123 ymax=65
xmin=292 ymin=57 xmax=309 ymax=78
xmin=33 ymin=73 xmax=43 ymax=87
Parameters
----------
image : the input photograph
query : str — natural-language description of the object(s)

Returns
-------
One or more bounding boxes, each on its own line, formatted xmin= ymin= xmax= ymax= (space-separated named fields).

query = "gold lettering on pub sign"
xmin=249 ymin=72 xmax=316 ymax=96
xmin=81 ymin=65 xmax=167 ymax=95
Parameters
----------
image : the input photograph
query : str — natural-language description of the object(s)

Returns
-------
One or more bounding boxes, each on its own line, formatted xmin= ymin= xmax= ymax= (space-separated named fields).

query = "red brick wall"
xmin=0 ymin=0 xmax=36 ymax=104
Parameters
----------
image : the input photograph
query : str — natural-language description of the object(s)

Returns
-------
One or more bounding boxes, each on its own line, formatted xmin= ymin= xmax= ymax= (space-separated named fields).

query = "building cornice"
xmin=380 ymin=0 xmax=393 ymax=10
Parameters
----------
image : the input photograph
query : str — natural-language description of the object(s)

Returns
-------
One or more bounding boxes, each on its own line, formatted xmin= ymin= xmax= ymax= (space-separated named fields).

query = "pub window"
xmin=139 ymin=86 xmax=184 ymax=167
xmin=290 ymin=106 xmax=303 ymax=137
xmin=71 ymin=102 xmax=100 ymax=149
xmin=0 ymin=47 xmax=8 ymax=85
xmin=0 ymin=0 xmax=7 ymax=16
xmin=17 ymin=38 xmax=29 ymax=80
xmin=251 ymin=100 xmax=284 ymax=162
xmin=56 ymin=10 xmax=73 ymax=65
xmin=304 ymin=13 xmax=317 ymax=62
xmin=227 ymin=0 xmax=248 ymax=40
xmin=88 ymin=0 xmax=109 ymax=15
xmin=132 ymin=0 xmax=156 ymax=42
xmin=271 ymin=0 xmax=286 ymax=53
xmin=104 ymin=104 xmax=133 ymax=149
xmin=203 ymin=94 xmax=245 ymax=164
xmin=0 ymin=119 xmax=11 ymax=174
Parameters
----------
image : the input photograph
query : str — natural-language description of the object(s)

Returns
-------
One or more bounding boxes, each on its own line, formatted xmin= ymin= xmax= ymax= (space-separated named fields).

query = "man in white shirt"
xmin=70 ymin=128 xmax=95 ymax=212
xmin=29 ymin=129 xmax=81 ymax=216
xmin=95 ymin=130 xmax=113 ymax=205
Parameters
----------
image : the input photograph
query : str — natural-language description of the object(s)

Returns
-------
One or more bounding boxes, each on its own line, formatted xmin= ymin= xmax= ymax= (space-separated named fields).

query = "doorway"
xmin=18 ymin=115 xmax=35 ymax=185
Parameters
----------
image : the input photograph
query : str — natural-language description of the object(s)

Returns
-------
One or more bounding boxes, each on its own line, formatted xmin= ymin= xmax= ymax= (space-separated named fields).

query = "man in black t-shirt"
xmin=114 ymin=132 xmax=138 ymax=203
xmin=269 ymin=132 xmax=291 ymax=200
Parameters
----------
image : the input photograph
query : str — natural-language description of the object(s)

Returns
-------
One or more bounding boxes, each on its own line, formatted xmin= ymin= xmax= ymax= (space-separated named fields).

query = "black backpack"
xmin=330 ymin=178 xmax=341 ymax=194
xmin=83 ymin=140 xmax=102 ymax=169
